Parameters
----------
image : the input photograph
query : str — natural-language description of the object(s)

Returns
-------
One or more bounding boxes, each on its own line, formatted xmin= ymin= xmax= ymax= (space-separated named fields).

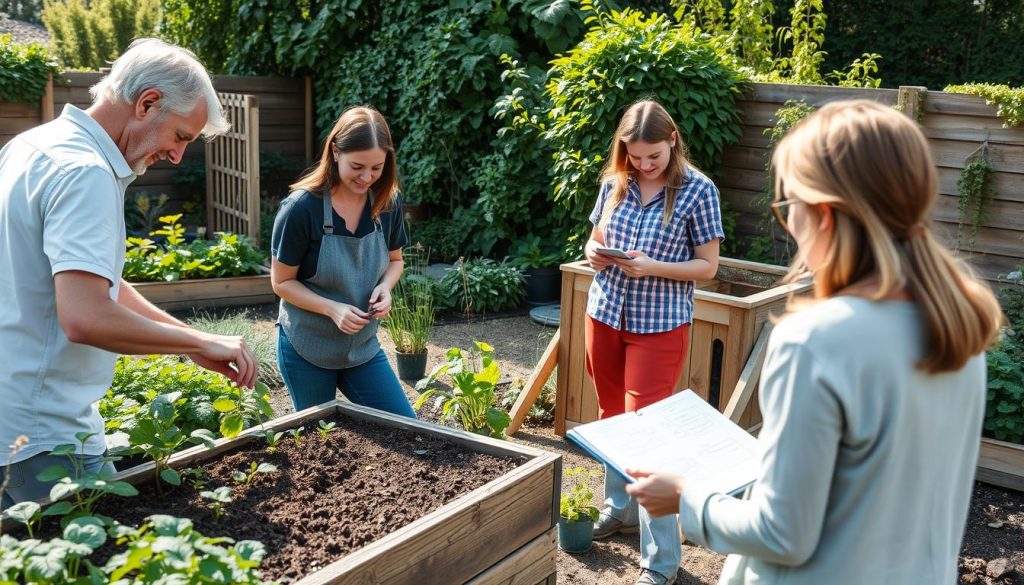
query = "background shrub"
xmin=0 ymin=34 xmax=59 ymax=103
xmin=41 ymin=0 xmax=160 ymax=70
xmin=435 ymin=258 xmax=525 ymax=315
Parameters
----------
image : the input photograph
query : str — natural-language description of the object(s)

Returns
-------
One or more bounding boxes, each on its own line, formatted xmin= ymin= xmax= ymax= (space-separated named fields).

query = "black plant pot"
xmin=524 ymin=266 xmax=561 ymax=306
xmin=395 ymin=350 xmax=428 ymax=381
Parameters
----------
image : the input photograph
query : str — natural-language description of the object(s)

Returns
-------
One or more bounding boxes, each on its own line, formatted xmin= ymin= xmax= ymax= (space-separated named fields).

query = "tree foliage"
xmin=0 ymin=34 xmax=58 ymax=103
xmin=41 ymin=0 xmax=160 ymax=70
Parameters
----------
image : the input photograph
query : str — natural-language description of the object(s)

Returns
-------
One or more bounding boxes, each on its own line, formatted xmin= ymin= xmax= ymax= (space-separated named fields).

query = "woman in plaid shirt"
xmin=583 ymin=99 xmax=725 ymax=585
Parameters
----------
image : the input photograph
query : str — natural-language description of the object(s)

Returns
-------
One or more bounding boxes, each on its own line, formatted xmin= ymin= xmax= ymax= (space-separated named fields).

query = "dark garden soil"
xmin=49 ymin=414 xmax=518 ymax=583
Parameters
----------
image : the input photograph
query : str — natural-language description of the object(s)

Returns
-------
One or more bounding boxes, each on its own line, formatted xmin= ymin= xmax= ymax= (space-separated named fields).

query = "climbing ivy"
xmin=955 ymin=148 xmax=995 ymax=253
xmin=944 ymin=83 xmax=1024 ymax=128
xmin=0 ymin=35 xmax=59 ymax=104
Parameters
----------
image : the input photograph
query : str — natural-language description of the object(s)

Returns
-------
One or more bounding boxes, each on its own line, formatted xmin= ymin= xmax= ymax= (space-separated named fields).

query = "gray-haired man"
xmin=0 ymin=38 xmax=258 ymax=507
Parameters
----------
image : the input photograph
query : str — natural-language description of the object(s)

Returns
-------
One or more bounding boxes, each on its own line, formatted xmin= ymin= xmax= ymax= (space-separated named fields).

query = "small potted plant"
xmin=510 ymin=234 xmax=563 ymax=306
xmin=558 ymin=467 xmax=601 ymax=553
xmin=383 ymin=245 xmax=435 ymax=381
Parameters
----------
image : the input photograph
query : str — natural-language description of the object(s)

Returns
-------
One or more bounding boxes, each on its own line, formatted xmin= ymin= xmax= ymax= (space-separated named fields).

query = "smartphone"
xmin=595 ymin=247 xmax=632 ymax=260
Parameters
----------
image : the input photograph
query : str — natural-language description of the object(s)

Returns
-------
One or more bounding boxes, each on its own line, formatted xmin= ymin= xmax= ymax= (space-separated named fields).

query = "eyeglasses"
xmin=770 ymin=199 xmax=798 ymax=232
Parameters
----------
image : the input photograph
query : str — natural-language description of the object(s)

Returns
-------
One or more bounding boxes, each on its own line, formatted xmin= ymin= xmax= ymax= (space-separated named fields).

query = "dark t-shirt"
xmin=271 ymin=189 xmax=408 ymax=281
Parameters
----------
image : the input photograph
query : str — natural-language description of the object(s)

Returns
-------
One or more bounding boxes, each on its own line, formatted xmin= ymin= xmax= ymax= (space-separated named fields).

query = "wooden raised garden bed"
xmin=131 ymin=265 xmax=275 ymax=310
xmin=41 ymin=401 xmax=560 ymax=584
xmin=977 ymin=437 xmax=1024 ymax=493
xmin=555 ymin=257 xmax=812 ymax=435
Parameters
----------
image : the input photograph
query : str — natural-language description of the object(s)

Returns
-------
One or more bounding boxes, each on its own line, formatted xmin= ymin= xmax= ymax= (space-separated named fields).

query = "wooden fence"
xmin=0 ymin=73 xmax=313 ymax=208
xmin=720 ymin=83 xmax=1024 ymax=280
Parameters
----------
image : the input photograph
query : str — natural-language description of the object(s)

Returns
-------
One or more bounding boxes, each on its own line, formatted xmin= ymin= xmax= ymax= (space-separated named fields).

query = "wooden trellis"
xmin=206 ymin=93 xmax=261 ymax=246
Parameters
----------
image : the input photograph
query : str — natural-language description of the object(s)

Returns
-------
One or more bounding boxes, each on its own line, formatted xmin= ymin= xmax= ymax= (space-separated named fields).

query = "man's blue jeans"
xmin=1 ymin=451 xmax=115 ymax=509
xmin=277 ymin=328 xmax=416 ymax=418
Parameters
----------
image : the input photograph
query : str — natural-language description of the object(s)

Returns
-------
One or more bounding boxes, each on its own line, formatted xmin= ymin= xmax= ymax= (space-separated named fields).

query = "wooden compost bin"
xmin=132 ymin=266 xmax=275 ymax=310
xmin=109 ymin=401 xmax=561 ymax=585
xmin=554 ymin=257 xmax=812 ymax=435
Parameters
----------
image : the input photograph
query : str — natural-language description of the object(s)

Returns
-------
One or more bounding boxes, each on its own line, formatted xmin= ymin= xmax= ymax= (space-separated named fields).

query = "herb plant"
xmin=383 ymin=245 xmax=436 ymax=354
xmin=288 ymin=426 xmax=305 ymax=446
xmin=414 ymin=341 xmax=511 ymax=438
xmin=263 ymin=430 xmax=284 ymax=452
xmin=984 ymin=333 xmax=1024 ymax=444
xmin=38 ymin=432 xmax=138 ymax=523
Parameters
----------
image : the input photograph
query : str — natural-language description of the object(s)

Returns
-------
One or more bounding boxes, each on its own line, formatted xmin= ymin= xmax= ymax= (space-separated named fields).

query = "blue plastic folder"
xmin=566 ymin=390 xmax=760 ymax=496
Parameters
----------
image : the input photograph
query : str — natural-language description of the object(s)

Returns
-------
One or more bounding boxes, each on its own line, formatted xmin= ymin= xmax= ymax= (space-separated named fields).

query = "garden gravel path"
xmin=242 ymin=306 xmax=1023 ymax=584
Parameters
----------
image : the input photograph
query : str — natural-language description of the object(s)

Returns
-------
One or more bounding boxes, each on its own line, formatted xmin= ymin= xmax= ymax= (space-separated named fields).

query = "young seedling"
xmin=37 ymin=432 xmax=138 ymax=522
xmin=263 ymin=430 xmax=284 ymax=453
xmin=212 ymin=381 xmax=275 ymax=439
xmin=231 ymin=461 xmax=278 ymax=486
xmin=181 ymin=467 xmax=206 ymax=490
xmin=288 ymin=426 xmax=305 ymax=447
xmin=199 ymin=486 xmax=233 ymax=521
xmin=316 ymin=420 xmax=337 ymax=442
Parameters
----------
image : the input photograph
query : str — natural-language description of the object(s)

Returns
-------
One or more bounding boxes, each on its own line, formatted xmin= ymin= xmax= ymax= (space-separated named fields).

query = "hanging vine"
xmin=955 ymin=142 xmax=995 ymax=253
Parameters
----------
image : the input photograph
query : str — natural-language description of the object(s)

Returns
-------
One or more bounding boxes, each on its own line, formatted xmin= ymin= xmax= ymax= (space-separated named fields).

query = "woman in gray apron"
xmin=270 ymin=106 xmax=415 ymax=417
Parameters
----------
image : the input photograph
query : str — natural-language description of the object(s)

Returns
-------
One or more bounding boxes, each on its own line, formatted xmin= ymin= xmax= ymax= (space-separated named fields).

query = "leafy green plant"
xmin=955 ymin=147 xmax=995 ymax=253
xmin=560 ymin=467 xmax=600 ymax=522
xmin=37 ymin=432 xmax=138 ymax=523
xmin=181 ymin=467 xmax=206 ymax=490
xmin=316 ymin=420 xmax=337 ymax=442
xmin=123 ymin=214 xmax=267 ymax=283
xmin=231 ymin=461 xmax=278 ymax=486
xmin=944 ymin=83 xmax=1024 ymax=128
xmin=288 ymin=426 xmax=305 ymax=447
xmin=436 ymin=258 xmax=525 ymax=316
xmin=104 ymin=515 xmax=269 ymax=583
xmin=0 ymin=516 xmax=109 ymax=582
xmin=509 ymin=234 xmax=562 ymax=270
xmin=123 ymin=392 xmax=217 ymax=493
xmin=383 ymin=244 xmax=436 ymax=354
xmin=414 ymin=341 xmax=511 ymax=438
xmin=999 ymin=266 xmax=1024 ymax=335
xmin=101 ymin=355 xmax=274 ymax=441
xmin=125 ymin=193 xmax=169 ymax=235
xmin=984 ymin=333 xmax=1024 ymax=444
xmin=200 ymin=486 xmax=233 ymax=522
xmin=0 ymin=34 xmax=59 ymax=104
xmin=212 ymin=382 xmax=275 ymax=439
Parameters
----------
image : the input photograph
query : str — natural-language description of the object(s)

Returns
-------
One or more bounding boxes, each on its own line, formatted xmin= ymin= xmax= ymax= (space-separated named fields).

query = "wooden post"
xmin=304 ymin=76 xmax=315 ymax=164
xmin=247 ymin=95 xmax=261 ymax=247
xmin=723 ymin=323 xmax=772 ymax=425
xmin=40 ymin=73 xmax=54 ymax=122
xmin=897 ymin=86 xmax=927 ymax=121
xmin=508 ymin=330 xmax=560 ymax=435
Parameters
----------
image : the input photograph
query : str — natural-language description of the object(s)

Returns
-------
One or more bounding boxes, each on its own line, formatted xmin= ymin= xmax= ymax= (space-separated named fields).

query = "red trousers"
xmin=585 ymin=315 xmax=691 ymax=419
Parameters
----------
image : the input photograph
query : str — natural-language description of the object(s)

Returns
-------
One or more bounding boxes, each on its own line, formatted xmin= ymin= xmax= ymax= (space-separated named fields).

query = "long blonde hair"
xmin=290 ymin=105 xmax=399 ymax=219
xmin=598 ymin=100 xmax=692 ymax=228
xmin=772 ymin=99 xmax=1002 ymax=373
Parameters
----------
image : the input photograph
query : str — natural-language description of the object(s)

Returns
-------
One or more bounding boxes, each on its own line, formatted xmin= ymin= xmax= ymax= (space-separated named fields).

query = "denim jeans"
xmin=605 ymin=466 xmax=682 ymax=578
xmin=1 ymin=451 xmax=115 ymax=509
xmin=277 ymin=327 xmax=416 ymax=418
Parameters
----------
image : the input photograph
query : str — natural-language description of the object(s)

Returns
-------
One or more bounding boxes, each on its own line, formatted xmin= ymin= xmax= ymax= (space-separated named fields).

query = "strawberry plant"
xmin=123 ymin=392 xmax=217 ymax=493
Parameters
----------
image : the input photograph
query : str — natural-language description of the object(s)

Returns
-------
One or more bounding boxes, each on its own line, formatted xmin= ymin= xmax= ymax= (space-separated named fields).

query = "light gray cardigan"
xmin=678 ymin=297 xmax=985 ymax=585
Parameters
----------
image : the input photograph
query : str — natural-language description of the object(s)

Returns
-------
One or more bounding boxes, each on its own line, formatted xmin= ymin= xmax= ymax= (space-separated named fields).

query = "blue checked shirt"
xmin=587 ymin=169 xmax=725 ymax=333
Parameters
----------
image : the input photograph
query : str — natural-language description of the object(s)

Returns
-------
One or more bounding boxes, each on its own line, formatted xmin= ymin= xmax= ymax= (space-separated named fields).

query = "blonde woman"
xmin=626 ymin=100 xmax=1003 ymax=584
xmin=583 ymin=99 xmax=725 ymax=585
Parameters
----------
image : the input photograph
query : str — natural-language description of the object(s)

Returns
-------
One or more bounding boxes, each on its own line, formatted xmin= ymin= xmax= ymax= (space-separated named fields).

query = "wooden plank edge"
xmin=465 ymin=527 xmax=557 ymax=585
xmin=722 ymin=323 xmax=772 ymax=424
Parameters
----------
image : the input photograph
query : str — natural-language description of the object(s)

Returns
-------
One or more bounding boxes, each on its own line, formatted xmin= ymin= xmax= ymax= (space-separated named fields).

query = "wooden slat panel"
xmin=565 ymin=287 xmax=589 ymax=424
xmin=465 ymin=528 xmax=556 ymax=585
xmin=554 ymin=268 xmax=575 ymax=436
xmin=925 ymin=92 xmax=1000 ymax=117
xmin=743 ymin=82 xmax=899 ymax=106
xmin=976 ymin=438 xmax=1024 ymax=492
xmin=922 ymin=113 xmax=1024 ymax=146
xmin=930 ymin=139 xmax=1024 ymax=175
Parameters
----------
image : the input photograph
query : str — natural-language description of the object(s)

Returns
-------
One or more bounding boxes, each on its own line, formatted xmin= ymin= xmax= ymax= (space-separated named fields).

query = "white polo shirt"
xmin=0 ymin=105 xmax=134 ymax=462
